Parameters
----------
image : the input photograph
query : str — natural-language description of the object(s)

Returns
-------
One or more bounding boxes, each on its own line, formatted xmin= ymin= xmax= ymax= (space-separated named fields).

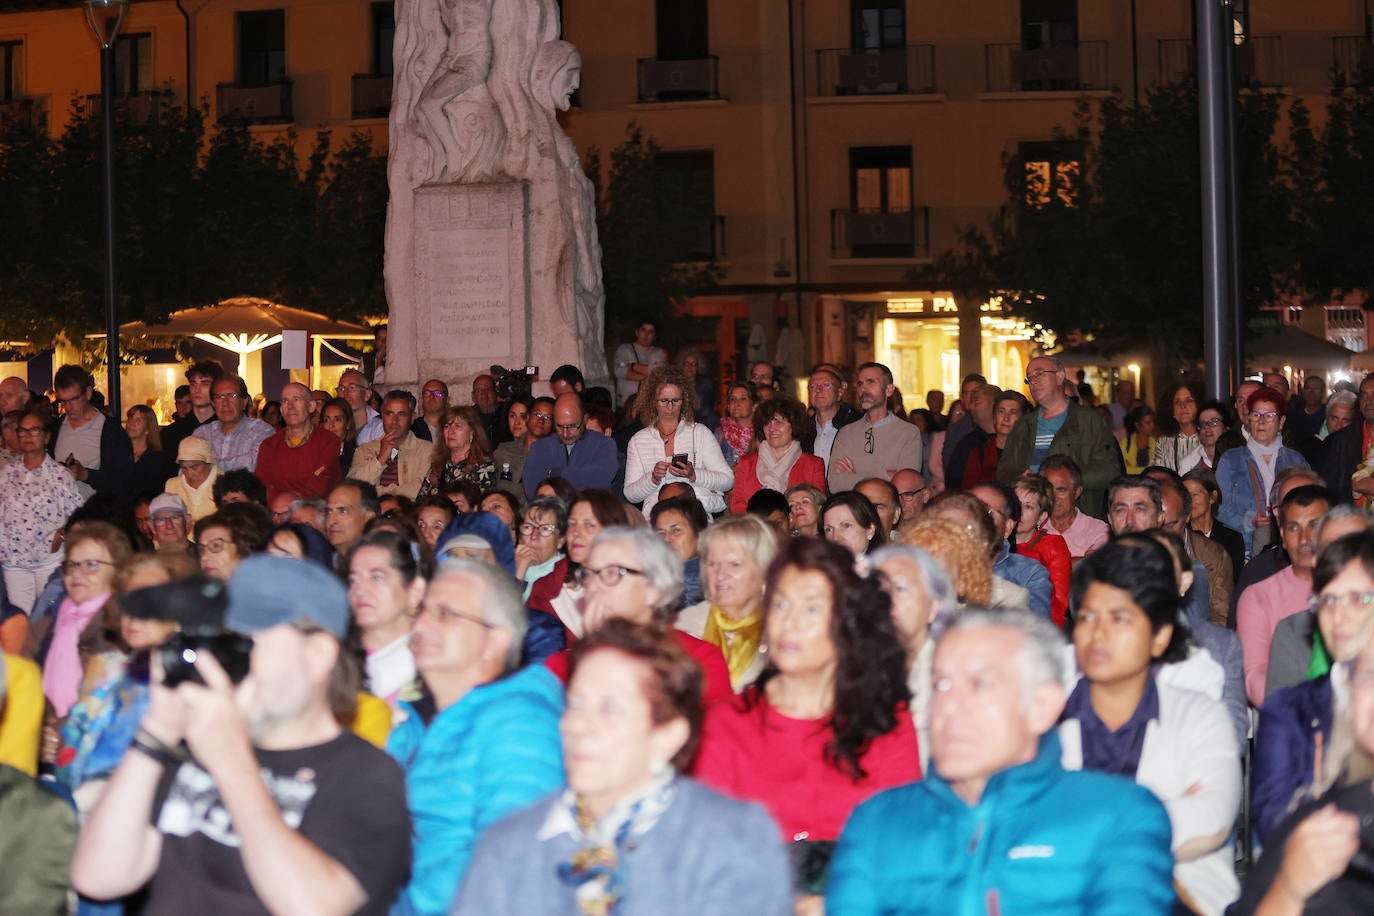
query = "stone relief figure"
xmin=529 ymin=40 xmax=607 ymax=378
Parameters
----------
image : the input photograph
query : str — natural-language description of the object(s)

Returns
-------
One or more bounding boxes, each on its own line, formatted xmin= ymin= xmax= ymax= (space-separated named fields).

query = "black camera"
xmin=491 ymin=364 xmax=538 ymax=402
xmin=159 ymin=632 xmax=254 ymax=688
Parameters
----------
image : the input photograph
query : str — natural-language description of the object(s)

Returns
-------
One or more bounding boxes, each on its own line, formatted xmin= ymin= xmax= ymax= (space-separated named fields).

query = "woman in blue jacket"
xmin=1214 ymin=386 xmax=1309 ymax=557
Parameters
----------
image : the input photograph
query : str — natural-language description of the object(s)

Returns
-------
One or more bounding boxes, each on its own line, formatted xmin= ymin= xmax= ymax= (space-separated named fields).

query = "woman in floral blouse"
xmin=417 ymin=406 xmax=497 ymax=498
xmin=0 ymin=407 xmax=84 ymax=614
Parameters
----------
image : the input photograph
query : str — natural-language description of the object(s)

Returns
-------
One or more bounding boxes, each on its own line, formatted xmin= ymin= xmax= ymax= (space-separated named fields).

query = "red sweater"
xmin=545 ymin=629 xmax=734 ymax=708
xmin=730 ymin=451 xmax=827 ymax=515
xmin=1016 ymin=528 xmax=1072 ymax=627
xmin=255 ymin=427 xmax=343 ymax=501
xmin=693 ymin=693 xmax=921 ymax=841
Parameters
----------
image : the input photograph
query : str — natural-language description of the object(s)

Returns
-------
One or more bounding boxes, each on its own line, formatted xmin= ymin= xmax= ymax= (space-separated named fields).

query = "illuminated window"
xmin=1020 ymin=140 xmax=1080 ymax=208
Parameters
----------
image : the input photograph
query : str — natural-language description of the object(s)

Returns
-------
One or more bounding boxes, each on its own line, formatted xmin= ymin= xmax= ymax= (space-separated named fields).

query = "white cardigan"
xmin=1059 ymin=682 xmax=1240 ymax=916
xmin=623 ymin=421 xmax=732 ymax=517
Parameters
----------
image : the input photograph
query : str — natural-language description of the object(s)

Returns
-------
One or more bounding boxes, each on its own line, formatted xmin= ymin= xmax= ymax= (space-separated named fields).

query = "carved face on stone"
xmin=535 ymin=41 xmax=581 ymax=112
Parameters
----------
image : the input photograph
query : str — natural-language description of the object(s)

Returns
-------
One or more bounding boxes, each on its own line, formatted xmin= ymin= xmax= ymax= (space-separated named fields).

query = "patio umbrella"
xmin=115 ymin=297 xmax=374 ymax=377
xmin=1246 ymin=325 xmax=1354 ymax=372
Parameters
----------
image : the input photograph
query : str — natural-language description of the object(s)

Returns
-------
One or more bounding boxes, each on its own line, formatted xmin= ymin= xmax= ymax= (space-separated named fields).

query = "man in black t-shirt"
xmin=71 ymin=565 xmax=411 ymax=914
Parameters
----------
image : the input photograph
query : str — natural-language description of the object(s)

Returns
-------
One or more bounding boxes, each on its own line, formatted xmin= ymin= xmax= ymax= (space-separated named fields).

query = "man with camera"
xmin=71 ymin=559 xmax=411 ymax=913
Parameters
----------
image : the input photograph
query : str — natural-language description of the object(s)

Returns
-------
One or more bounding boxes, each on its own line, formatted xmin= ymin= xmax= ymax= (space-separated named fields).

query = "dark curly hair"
xmin=749 ymin=537 xmax=911 ymax=781
xmin=1069 ymin=535 xmax=1190 ymax=664
xmin=751 ymin=398 xmax=815 ymax=446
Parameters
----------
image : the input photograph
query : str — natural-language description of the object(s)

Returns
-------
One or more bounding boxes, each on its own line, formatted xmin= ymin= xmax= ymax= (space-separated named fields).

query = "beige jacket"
xmin=348 ymin=432 xmax=436 ymax=499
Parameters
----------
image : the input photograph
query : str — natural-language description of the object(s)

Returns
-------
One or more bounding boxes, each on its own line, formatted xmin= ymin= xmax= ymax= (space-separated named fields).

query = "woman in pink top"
xmin=693 ymin=537 xmax=920 ymax=899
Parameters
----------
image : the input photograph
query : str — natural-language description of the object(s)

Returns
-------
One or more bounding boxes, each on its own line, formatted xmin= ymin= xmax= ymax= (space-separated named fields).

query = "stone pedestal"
xmin=389 ymin=181 xmax=587 ymax=392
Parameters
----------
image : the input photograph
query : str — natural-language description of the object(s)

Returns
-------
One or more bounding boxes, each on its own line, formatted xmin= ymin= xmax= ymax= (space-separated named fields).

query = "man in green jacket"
xmin=998 ymin=356 xmax=1122 ymax=518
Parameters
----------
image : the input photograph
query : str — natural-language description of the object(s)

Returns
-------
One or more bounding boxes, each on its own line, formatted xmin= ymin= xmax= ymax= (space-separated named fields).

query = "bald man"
xmin=522 ymin=393 xmax=619 ymax=498
xmin=0 ymin=378 xmax=31 ymax=416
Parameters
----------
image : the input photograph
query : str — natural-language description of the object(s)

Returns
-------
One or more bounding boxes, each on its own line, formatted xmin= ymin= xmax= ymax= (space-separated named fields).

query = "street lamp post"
xmin=83 ymin=0 xmax=127 ymax=417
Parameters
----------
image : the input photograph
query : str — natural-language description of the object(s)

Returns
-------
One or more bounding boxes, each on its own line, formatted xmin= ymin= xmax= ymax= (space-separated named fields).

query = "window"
xmin=114 ymin=33 xmax=152 ymax=95
xmin=1022 ymin=0 xmax=1077 ymax=51
xmin=848 ymin=146 xmax=913 ymax=257
xmin=1019 ymin=141 xmax=1080 ymax=208
xmin=852 ymin=0 xmax=904 ymax=53
xmin=851 ymin=146 xmax=912 ymax=214
xmin=371 ymin=3 xmax=394 ymax=76
xmin=0 ymin=41 xmax=20 ymax=103
xmin=655 ymin=151 xmax=718 ymax=260
xmin=656 ymin=0 xmax=707 ymax=61
xmin=238 ymin=10 xmax=286 ymax=85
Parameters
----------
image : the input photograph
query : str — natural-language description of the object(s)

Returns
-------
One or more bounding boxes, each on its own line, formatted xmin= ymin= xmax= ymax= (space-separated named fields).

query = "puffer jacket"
xmin=386 ymin=665 xmax=564 ymax=916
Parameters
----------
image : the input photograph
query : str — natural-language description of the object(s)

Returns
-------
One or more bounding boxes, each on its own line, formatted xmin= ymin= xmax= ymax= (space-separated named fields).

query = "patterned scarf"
xmin=556 ymin=772 xmax=677 ymax=915
xmin=702 ymin=604 xmax=763 ymax=689
xmin=719 ymin=417 xmax=753 ymax=458
xmin=756 ymin=441 xmax=800 ymax=494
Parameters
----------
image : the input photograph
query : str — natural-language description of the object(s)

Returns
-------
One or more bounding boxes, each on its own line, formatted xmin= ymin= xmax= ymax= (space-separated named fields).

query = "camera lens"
xmin=182 ymin=648 xmax=198 ymax=665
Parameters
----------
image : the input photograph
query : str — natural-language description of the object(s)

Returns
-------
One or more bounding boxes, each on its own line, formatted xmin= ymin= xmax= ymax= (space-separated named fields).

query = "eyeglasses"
xmin=198 ymin=539 xmax=231 ymax=555
xmin=212 ymin=392 xmax=242 ymax=401
xmin=422 ymin=389 xmax=446 ymax=397
xmin=1199 ymin=418 xmax=1225 ymax=428
xmin=1251 ymin=411 xmax=1279 ymax=422
xmin=864 ymin=428 xmax=874 ymax=454
xmin=1312 ymin=591 xmax=1374 ymax=612
xmin=63 ymin=558 xmax=114 ymax=575
xmin=16 ymin=426 xmax=44 ymax=435
xmin=555 ymin=422 xmax=583 ymax=432
xmin=1024 ymin=368 xmax=1061 ymax=384
xmin=898 ymin=488 xmax=926 ymax=500
xmin=575 ymin=565 xmax=644 ymax=587
xmin=56 ymin=393 xmax=86 ymax=407
xmin=657 ymin=398 xmax=683 ymax=407
xmin=520 ymin=522 xmax=559 ymax=538
xmin=532 ymin=412 xmax=554 ymax=422
xmin=337 ymin=384 xmax=366 ymax=393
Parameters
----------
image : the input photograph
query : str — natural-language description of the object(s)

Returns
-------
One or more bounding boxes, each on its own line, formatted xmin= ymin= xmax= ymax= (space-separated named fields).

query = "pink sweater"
xmin=1236 ymin=565 xmax=1312 ymax=706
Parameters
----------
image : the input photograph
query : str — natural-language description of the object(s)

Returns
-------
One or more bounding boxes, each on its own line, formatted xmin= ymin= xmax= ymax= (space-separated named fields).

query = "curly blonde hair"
xmin=634 ymin=365 xmax=698 ymax=427
xmin=898 ymin=516 xmax=992 ymax=606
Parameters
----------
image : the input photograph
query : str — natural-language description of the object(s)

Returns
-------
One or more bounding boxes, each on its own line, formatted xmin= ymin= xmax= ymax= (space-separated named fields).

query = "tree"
xmin=0 ymin=94 xmax=387 ymax=352
xmin=922 ymin=84 xmax=1304 ymax=373
xmin=585 ymin=121 xmax=719 ymax=342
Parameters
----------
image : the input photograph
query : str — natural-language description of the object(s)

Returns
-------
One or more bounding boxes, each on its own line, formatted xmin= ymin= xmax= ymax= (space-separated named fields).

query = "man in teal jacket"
xmin=387 ymin=559 xmax=564 ymax=916
xmin=827 ymin=608 xmax=1174 ymax=915
xmin=998 ymin=356 xmax=1122 ymax=519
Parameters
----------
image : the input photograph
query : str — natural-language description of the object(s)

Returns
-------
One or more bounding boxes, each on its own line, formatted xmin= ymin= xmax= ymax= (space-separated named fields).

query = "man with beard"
xmin=827 ymin=362 xmax=921 ymax=493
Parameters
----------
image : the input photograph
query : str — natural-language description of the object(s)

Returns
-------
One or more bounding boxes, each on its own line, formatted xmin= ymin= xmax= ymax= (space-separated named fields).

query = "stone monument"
xmin=383 ymin=0 xmax=609 ymax=392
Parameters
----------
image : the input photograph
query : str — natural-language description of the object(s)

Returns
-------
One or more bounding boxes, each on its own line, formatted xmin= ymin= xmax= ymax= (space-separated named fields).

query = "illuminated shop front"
xmin=873 ymin=295 xmax=1036 ymax=407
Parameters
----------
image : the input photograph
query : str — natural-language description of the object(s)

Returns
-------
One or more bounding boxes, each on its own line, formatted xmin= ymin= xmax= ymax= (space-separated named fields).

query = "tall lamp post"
xmin=83 ymin=0 xmax=127 ymax=417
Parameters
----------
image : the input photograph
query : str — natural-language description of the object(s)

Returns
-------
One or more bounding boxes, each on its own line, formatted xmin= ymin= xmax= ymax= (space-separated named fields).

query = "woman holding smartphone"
xmin=623 ymin=366 xmax=732 ymax=518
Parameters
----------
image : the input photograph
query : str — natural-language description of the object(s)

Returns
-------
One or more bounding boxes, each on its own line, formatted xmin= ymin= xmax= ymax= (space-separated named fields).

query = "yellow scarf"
xmin=702 ymin=604 xmax=763 ymax=689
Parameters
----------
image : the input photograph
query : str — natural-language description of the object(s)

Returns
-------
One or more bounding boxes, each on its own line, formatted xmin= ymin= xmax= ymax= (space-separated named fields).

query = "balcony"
xmin=83 ymin=90 xmax=166 ymax=125
xmin=984 ymin=41 xmax=1108 ymax=93
xmin=830 ymin=208 xmax=929 ymax=260
xmin=637 ymin=56 xmax=720 ymax=102
xmin=1333 ymin=36 xmax=1374 ymax=84
xmin=352 ymin=73 xmax=392 ymax=119
xmin=0 ymin=97 xmax=40 ymax=132
xmin=814 ymin=45 xmax=936 ymax=97
xmin=216 ymin=80 xmax=293 ymax=125
xmin=1157 ymin=36 xmax=1284 ymax=87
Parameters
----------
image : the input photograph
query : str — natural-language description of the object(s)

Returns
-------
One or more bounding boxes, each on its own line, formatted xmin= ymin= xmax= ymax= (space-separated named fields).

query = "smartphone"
xmin=671 ymin=453 xmax=688 ymax=468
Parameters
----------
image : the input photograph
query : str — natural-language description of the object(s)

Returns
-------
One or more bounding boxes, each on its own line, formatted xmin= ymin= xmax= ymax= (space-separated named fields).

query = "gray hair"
xmin=935 ymin=607 xmax=1066 ymax=704
xmin=521 ymin=494 xmax=569 ymax=533
xmin=431 ymin=559 xmax=528 ymax=672
xmin=867 ymin=544 xmax=959 ymax=628
xmin=1270 ymin=466 xmax=1326 ymax=508
xmin=1328 ymin=390 xmax=1357 ymax=416
xmin=589 ymin=525 xmax=683 ymax=617
xmin=1315 ymin=503 xmax=1374 ymax=546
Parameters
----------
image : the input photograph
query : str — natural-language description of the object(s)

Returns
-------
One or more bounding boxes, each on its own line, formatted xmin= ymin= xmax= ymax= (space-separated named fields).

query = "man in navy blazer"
xmin=522 ymin=393 xmax=618 ymax=499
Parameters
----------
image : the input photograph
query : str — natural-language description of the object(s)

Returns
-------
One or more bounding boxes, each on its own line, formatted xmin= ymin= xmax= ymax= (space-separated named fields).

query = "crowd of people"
xmin=3 ymin=341 xmax=1374 ymax=915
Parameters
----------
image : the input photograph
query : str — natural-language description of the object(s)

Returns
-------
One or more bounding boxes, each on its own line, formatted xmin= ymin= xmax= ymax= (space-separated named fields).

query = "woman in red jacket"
xmin=1014 ymin=473 xmax=1073 ymax=627
xmin=730 ymin=398 xmax=826 ymax=515
xmin=693 ymin=537 xmax=919 ymax=897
